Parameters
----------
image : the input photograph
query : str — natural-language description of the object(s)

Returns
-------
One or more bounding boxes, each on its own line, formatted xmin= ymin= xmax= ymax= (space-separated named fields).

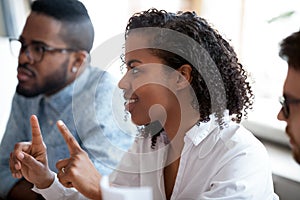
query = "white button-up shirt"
xmin=111 ymin=118 xmax=278 ymax=200
xmin=34 ymin=115 xmax=279 ymax=200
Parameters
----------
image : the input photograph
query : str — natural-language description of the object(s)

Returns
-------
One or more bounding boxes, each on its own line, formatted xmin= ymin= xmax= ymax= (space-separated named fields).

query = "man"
xmin=277 ymin=30 xmax=300 ymax=164
xmin=0 ymin=0 xmax=133 ymax=199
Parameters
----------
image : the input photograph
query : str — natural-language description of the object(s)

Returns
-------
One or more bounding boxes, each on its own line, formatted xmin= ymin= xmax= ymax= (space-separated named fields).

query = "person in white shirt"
xmin=10 ymin=8 xmax=278 ymax=200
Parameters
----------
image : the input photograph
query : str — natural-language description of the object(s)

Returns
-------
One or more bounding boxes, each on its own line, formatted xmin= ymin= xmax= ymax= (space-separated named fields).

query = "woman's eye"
xmin=131 ymin=68 xmax=139 ymax=74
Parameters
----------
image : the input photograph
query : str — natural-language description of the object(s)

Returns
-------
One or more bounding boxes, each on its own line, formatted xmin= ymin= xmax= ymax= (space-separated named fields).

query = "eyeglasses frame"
xmin=279 ymin=95 xmax=300 ymax=118
xmin=9 ymin=38 xmax=77 ymax=63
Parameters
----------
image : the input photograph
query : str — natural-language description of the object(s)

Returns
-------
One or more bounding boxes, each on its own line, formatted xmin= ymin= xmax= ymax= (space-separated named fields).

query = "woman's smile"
xmin=124 ymin=97 xmax=139 ymax=112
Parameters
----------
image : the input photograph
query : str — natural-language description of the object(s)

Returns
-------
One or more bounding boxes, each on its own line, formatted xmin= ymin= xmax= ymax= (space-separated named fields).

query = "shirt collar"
xmin=42 ymin=66 xmax=91 ymax=112
xmin=185 ymin=110 xmax=230 ymax=146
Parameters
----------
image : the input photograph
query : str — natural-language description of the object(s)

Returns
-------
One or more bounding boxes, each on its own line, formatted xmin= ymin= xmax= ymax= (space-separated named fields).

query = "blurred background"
xmin=0 ymin=0 xmax=299 ymax=199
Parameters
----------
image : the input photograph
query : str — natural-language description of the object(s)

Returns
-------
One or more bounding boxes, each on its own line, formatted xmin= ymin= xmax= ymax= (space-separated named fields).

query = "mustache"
xmin=18 ymin=63 xmax=34 ymax=72
xmin=18 ymin=63 xmax=29 ymax=69
xmin=17 ymin=63 xmax=35 ymax=76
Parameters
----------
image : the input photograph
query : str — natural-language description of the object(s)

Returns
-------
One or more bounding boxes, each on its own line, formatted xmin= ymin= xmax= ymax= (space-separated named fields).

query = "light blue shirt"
xmin=0 ymin=66 xmax=134 ymax=198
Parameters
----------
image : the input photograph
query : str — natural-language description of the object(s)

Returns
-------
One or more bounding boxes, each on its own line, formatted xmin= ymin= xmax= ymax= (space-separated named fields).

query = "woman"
xmin=10 ymin=9 xmax=278 ymax=200
xmin=110 ymin=9 xmax=277 ymax=200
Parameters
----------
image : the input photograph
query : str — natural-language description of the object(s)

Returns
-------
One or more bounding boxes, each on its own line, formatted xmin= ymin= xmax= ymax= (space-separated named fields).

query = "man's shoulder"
xmin=73 ymin=66 xmax=117 ymax=100
xmin=87 ymin=66 xmax=117 ymax=86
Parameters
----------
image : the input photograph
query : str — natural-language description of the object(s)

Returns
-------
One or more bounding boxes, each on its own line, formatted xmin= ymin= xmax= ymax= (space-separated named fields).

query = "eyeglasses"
xmin=9 ymin=38 xmax=77 ymax=63
xmin=279 ymin=95 xmax=300 ymax=118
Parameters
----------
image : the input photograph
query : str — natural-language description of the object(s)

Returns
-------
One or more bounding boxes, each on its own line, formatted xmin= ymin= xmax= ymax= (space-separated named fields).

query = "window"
xmin=200 ymin=0 xmax=300 ymax=145
xmin=83 ymin=1 xmax=299 ymax=145
xmin=0 ymin=0 xmax=29 ymax=138
xmin=82 ymin=0 xmax=185 ymax=79
xmin=0 ymin=0 xmax=29 ymax=37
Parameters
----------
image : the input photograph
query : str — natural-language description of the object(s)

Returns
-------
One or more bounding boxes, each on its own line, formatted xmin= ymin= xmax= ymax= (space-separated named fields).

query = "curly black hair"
xmin=31 ymin=0 xmax=94 ymax=52
xmin=124 ymin=9 xmax=254 ymax=147
xmin=279 ymin=30 xmax=300 ymax=70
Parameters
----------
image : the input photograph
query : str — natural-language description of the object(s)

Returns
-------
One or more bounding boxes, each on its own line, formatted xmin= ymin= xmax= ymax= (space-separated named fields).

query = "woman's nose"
xmin=118 ymin=71 xmax=130 ymax=90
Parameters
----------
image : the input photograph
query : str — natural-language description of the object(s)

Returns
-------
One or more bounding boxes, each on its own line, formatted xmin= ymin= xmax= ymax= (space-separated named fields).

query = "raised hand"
xmin=55 ymin=120 xmax=102 ymax=199
xmin=9 ymin=115 xmax=55 ymax=188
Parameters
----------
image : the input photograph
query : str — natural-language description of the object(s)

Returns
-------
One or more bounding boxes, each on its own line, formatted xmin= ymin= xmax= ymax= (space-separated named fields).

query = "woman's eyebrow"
xmin=126 ymin=59 xmax=142 ymax=68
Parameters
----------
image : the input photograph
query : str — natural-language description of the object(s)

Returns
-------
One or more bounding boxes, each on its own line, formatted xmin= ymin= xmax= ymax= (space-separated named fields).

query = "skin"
xmin=119 ymin=49 xmax=179 ymax=127
xmin=8 ymin=11 xmax=87 ymax=199
xmin=120 ymin=33 xmax=200 ymax=140
xmin=9 ymin=33 xmax=200 ymax=200
xmin=277 ymin=67 xmax=300 ymax=164
xmin=118 ymin=33 xmax=200 ymax=199
xmin=16 ymin=12 xmax=86 ymax=97
xmin=10 ymin=116 xmax=102 ymax=199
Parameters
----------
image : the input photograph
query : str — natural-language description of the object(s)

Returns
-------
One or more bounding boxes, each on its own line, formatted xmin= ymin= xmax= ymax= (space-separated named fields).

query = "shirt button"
xmin=48 ymin=120 xmax=53 ymax=125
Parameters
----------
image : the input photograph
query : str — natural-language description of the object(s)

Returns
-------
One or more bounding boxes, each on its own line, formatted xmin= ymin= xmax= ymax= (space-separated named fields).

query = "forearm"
xmin=33 ymin=175 xmax=87 ymax=200
xmin=34 ymin=170 xmax=56 ymax=189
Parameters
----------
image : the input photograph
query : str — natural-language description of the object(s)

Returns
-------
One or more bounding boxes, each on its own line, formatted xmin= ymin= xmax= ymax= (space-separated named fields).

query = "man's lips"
xmin=17 ymin=67 xmax=34 ymax=81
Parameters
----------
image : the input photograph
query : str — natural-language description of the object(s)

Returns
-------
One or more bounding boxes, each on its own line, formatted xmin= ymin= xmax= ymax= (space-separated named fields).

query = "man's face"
xmin=16 ymin=12 xmax=74 ymax=97
xmin=278 ymin=67 xmax=300 ymax=164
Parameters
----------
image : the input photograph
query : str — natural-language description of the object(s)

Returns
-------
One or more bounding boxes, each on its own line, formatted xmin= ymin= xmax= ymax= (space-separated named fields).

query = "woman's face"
xmin=118 ymin=35 xmax=179 ymax=126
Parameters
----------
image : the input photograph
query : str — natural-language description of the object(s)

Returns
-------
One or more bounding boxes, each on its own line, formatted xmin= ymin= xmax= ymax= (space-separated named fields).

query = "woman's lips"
xmin=124 ymin=98 xmax=138 ymax=112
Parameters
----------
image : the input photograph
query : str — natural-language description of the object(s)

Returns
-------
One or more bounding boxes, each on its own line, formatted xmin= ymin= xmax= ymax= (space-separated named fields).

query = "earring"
xmin=71 ymin=67 xmax=78 ymax=73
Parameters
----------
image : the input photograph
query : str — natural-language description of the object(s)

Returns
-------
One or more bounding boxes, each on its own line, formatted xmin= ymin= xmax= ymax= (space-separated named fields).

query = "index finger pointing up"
xmin=56 ymin=120 xmax=82 ymax=155
xmin=30 ymin=115 xmax=44 ymax=145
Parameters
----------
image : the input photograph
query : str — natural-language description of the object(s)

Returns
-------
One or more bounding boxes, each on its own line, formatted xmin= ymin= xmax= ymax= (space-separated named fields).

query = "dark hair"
xmin=124 ymin=9 xmax=254 ymax=146
xmin=31 ymin=0 xmax=94 ymax=52
xmin=279 ymin=30 xmax=300 ymax=70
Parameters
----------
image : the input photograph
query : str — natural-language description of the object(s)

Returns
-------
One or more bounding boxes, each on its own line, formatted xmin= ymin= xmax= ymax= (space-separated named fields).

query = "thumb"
xmin=18 ymin=152 xmax=55 ymax=189
xmin=18 ymin=151 xmax=42 ymax=169
xmin=56 ymin=120 xmax=83 ymax=155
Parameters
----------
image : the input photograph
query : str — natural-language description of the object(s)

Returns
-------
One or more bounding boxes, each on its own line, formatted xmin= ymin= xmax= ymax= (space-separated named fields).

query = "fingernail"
xmin=57 ymin=120 xmax=64 ymax=126
xmin=17 ymin=152 xmax=24 ymax=160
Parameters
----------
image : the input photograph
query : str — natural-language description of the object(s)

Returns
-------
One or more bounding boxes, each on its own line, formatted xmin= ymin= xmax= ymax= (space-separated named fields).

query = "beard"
xmin=16 ymin=59 xmax=69 ymax=97
xmin=292 ymin=145 xmax=300 ymax=165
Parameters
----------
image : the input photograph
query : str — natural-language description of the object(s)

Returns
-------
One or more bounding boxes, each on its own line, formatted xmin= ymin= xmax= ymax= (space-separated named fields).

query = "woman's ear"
xmin=176 ymin=64 xmax=193 ymax=90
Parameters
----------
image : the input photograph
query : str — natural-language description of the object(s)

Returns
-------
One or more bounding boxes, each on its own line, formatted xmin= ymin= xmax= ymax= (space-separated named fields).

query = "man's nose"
xmin=19 ymin=47 xmax=34 ymax=64
xmin=277 ymin=108 xmax=286 ymax=121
